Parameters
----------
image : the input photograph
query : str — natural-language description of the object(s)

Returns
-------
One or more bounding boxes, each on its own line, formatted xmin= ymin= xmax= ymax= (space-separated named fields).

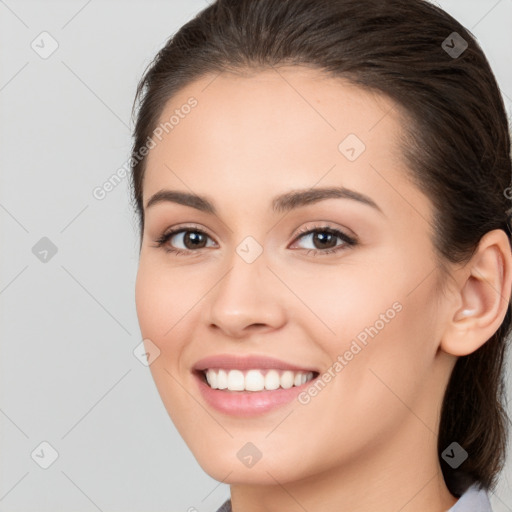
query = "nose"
xmin=203 ymin=251 xmax=288 ymax=339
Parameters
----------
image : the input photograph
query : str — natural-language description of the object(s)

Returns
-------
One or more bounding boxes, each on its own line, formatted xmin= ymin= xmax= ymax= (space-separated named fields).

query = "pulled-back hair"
xmin=130 ymin=0 xmax=512 ymax=496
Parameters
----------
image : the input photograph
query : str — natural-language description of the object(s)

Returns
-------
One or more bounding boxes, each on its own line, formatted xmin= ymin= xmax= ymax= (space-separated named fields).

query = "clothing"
xmin=447 ymin=482 xmax=493 ymax=511
xmin=214 ymin=482 xmax=493 ymax=512
xmin=215 ymin=499 xmax=232 ymax=512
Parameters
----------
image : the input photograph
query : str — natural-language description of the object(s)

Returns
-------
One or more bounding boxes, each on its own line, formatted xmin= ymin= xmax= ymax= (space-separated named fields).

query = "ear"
xmin=440 ymin=229 xmax=512 ymax=357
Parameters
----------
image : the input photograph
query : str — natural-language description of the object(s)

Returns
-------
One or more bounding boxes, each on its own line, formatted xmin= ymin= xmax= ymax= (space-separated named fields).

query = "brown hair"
xmin=130 ymin=0 xmax=512 ymax=496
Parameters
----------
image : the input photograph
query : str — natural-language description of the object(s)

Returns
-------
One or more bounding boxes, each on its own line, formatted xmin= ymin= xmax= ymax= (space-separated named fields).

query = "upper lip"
xmin=193 ymin=354 xmax=319 ymax=373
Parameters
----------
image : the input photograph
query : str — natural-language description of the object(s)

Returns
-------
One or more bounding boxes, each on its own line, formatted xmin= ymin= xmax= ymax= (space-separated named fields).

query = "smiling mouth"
xmin=198 ymin=368 xmax=319 ymax=392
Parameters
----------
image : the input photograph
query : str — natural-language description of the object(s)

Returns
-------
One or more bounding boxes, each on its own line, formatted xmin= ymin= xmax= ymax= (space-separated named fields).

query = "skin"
xmin=134 ymin=66 xmax=512 ymax=512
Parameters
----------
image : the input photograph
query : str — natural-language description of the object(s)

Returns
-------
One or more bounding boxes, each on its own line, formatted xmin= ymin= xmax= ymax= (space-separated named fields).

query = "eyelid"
xmin=161 ymin=223 xmax=217 ymax=242
xmin=289 ymin=222 xmax=358 ymax=244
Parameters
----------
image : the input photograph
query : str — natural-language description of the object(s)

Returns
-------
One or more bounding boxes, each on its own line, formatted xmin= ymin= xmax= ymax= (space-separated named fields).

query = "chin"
xmin=188 ymin=440 xmax=312 ymax=485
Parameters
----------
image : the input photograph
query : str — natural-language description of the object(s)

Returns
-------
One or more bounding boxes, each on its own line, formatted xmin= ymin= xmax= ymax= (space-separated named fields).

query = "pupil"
xmin=185 ymin=232 xmax=206 ymax=249
xmin=314 ymin=232 xmax=335 ymax=249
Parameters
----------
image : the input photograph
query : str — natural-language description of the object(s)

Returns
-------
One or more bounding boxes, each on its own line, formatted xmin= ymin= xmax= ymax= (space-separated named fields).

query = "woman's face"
xmin=135 ymin=67 xmax=456 ymax=485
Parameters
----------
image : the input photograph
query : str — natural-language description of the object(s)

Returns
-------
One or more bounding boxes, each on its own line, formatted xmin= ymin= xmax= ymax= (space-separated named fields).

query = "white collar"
xmin=447 ymin=482 xmax=493 ymax=511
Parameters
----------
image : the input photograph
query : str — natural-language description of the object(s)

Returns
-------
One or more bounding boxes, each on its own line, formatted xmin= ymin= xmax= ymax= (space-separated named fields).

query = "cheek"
xmin=134 ymin=257 xmax=207 ymax=424
xmin=300 ymin=243 xmax=440 ymax=360
xmin=288 ymin=253 xmax=439 ymax=422
xmin=280 ymin=303 xmax=438 ymax=480
xmin=135 ymin=262 xmax=169 ymax=344
xmin=274 ymin=256 xmax=407 ymax=348
xmin=134 ymin=255 xmax=205 ymax=347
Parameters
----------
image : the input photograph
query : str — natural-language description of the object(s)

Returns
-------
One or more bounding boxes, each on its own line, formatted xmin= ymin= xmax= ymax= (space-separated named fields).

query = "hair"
xmin=129 ymin=0 xmax=512 ymax=497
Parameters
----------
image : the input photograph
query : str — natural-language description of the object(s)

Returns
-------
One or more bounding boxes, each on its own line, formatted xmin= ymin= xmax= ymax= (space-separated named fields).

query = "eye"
xmin=152 ymin=223 xmax=357 ymax=257
xmin=153 ymin=225 xmax=217 ymax=255
xmin=289 ymin=224 xmax=357 ymax=256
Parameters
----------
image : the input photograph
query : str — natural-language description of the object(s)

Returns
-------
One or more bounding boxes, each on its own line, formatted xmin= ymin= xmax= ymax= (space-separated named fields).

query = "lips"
xmin=193 ymin=354 xmax=319 ymax=373
xmin=192 ymin=354 xmax=320 ymax=416
xmin=193 ymin=354 xmax=319 ymax=390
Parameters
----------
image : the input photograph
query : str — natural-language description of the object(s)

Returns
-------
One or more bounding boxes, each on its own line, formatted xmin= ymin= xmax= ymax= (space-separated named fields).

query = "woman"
xmin=129 ymin=0 xmax=512 ymax=510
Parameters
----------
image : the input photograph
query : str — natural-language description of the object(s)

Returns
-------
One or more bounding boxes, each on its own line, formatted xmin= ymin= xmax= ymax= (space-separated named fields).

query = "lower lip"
xmin=194 ymin=372 xmax=316 ymax=417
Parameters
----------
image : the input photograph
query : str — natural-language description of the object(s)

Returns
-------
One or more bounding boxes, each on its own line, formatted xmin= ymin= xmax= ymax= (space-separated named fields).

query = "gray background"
xmin=1 ymin=1 xmax=511 ymax=511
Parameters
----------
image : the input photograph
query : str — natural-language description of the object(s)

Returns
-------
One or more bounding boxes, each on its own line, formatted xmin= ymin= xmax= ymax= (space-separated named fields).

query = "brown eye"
xmin=291 ymin=226 xmax=357 ymax=256
xmin=310 ymin=231 xmax=338 ymax=250
xmin=179 ymin=231 xmax=208 ymax=249
xmin=155 ymin=227 xmax=217 ymax=254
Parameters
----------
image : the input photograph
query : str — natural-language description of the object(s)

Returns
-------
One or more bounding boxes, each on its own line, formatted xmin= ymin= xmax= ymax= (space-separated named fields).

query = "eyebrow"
xmin=145 ymin=186 xmax=383 ymax=215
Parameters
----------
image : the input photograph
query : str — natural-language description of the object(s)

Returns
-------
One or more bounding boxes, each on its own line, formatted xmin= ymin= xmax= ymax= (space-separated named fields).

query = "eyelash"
xmin=153 ymin=223 xmax=358 ymax=257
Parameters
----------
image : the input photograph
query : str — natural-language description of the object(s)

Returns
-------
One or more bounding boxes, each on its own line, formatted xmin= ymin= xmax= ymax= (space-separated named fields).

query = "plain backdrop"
xmin=1 ymin=1 xmax=511 ymax=511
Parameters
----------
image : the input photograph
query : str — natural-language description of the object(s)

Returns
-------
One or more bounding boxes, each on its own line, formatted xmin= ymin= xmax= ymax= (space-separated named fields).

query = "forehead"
xmin=142 ymin=66 xmax=417 ymax=217
xmin=150 ymin=66 xmax=402 ymax=151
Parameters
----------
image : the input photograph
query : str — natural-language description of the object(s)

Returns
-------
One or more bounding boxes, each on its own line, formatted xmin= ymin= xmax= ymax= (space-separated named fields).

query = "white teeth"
xmin=204 ymin=368 xmax=315 ymax=391
xmin=217 ymin=369 xmax=228 ymax=390
xmin=206 ymin=369 xmax=218 ymax=389
xmin=264 ymin=370 xmax=280 ymax=390
xmin=281 ymin=371 xmax=294 ymax=389
xmin=228 ymin=369 xmax=245 ymax=391
xmin=245 ymin=369 xmax=265 ymax=391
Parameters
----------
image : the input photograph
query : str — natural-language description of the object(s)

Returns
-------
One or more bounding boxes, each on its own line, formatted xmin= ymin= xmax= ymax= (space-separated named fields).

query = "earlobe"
xmin=440 ymin=229 xmax=512 ymax=357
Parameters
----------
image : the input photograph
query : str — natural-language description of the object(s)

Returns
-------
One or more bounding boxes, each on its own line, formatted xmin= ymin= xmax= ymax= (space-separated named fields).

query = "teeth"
xmin=265 ymin=370 xmax=280 ymax=390
xmin=245 ymin=369 xmax=265 ymax=391
xmin=217 ymin=369 xmax=228 ymax=390
xmin=204 ymin=368 xmax=315 ymax=391
xmin=281 ymin=371 xmax=294 ymax=389
xmin=228 ymin=369 xmax=244 ymax=391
